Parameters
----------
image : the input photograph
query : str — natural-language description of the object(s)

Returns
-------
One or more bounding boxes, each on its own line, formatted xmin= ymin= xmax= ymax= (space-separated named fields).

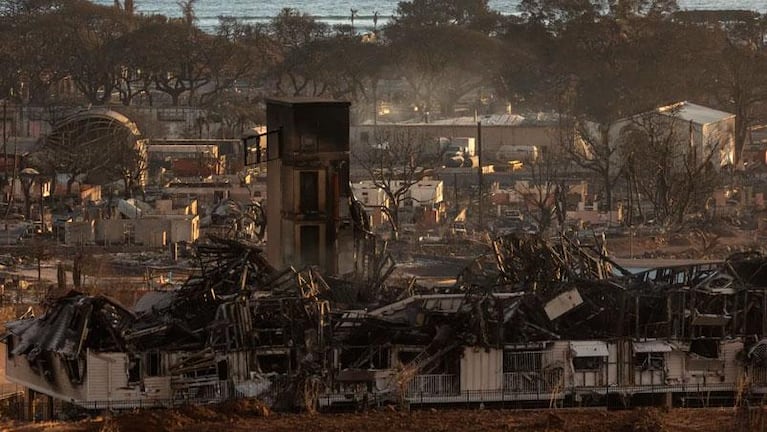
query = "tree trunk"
xmin=123 ymin=177 xmax=132 ymax=199
xmin=66 ymin=177 xmax=76 ymax=196
xmin=390 ymin=204 xmax=400 ymax=240
xmin=73 ymin=254 xmax=82 ymax=290
xmin=20 ymin=180 xmax=32 ymax=219
xmin=601 ymin=128 xmax=613 ymax=211
xmin=603 ymin=170 xmax=613 ymax=212
xmin=734 ymin=108 xmax=748 ymax=165
xmin=57 ymin=263 xmax=66 ymax=290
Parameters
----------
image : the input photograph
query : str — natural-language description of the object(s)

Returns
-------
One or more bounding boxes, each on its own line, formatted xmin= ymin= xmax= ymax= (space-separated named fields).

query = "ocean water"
xmin=95 ymin=0 xmax=765 ymax=31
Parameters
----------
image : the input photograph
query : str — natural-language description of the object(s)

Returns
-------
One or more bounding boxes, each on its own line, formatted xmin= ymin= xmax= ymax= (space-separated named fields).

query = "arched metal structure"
xmin=43 ymin=109 xmax=143 ymax=187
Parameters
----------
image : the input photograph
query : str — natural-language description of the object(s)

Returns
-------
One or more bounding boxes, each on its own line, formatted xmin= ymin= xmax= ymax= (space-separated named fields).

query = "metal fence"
xmin=156 ymin=107 xmax=199 ymax=122
xmin=401 ymin=382 xmax=747 ymax=408
xmin=3 ymin=377 xmax=296 ymax=422
xmin=503 ymin=370 xmax=563 ymax=394
xmin=9 ymin=377 xmax=767 ymax=421
xmin=406 ymin=374 xmax=459 ymax=396
xmin=320 ymin=380 xmax=759 ymax=410
xmin=501 ymin=350 xmax=564 ymax=394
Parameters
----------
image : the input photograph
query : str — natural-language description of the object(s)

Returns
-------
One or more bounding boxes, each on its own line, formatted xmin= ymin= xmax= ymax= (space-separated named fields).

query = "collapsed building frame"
xmin=6 ymin=233 xmax=767 ymax=412
xmin=7 ymin=98 xmax=767 ymax=416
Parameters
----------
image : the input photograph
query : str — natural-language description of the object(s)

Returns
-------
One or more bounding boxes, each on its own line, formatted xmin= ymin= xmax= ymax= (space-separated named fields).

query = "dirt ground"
xmin=606 ymin=227 xmax=764 ymax=261
xmin=1 ymin=404 xmax=763 ymax=432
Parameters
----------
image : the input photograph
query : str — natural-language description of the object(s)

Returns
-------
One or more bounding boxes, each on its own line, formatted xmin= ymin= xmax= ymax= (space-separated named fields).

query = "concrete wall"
xmin=410 ymin=181 xmax=443 ymax=207
xmin=134 ymin=219 xmax=168 ymax=247
xmin=266 ymin=98 xmax=353 ymax=275
xmin=95 ymin=216 xmax=198 ymax=245
xmin=154 ymin=200 xmax=173 ymax=214
xmin=721 ymin=339 xmax=744 ymax=384
xmin=162 ymin=185 xmax=252 ymax=209
xmin=154 ymin=198 xmax=198 ymax=216
xmin=684 ymin=344 xmax=726 ymax=386
xmin=168 ymin=216 xmax=199 ymax=243
xmin=64 ymin=221 xmax=95 ymax=245
xmin=95 ymin=219 xmax=129 ymax=245
xmin=665 ymin=349 xmax=686 ymax=385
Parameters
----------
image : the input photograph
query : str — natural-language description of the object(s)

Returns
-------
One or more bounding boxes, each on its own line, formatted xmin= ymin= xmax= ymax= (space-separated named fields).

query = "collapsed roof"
xmin=6 ymin=233 xmax=767 ymax=405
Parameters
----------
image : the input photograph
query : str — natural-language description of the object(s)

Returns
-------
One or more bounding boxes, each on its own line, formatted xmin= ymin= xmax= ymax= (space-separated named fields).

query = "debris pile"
xmin=6 ymin=232 xmax=767 ymax=413
xmin=4 ymin=235 xmax=340 ymax=410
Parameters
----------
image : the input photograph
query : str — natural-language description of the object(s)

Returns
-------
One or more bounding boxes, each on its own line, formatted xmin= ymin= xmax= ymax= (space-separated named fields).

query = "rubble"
xmin=1 ymin=406 xmax=747 ymax=432
xmin=6 ymin=231 xmax=767 ymax=416
xmin=3 ymin=235 xmax=338 ymax=411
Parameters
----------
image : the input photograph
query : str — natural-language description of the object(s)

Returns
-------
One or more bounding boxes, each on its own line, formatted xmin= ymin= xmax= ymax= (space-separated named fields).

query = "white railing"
xmin=171 ymin=378 xmax=231 ymax=403
xmin=503 ymin=370 xmax=563 ymax=393
xmin=406 ymin=374 xmax=459 ymax=396
xmin=503 ymin=350 xmax=563 ymax=393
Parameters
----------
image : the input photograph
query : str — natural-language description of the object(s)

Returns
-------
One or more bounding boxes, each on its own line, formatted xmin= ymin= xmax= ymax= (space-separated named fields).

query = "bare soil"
xmin=1 ymin=405 xmax=762 ymax=432
xmin=607 ymin=228 xmax=764 ymax=261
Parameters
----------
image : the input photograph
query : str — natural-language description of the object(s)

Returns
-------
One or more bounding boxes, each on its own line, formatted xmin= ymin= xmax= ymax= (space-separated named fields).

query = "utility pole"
xmin=454 ymin=172 xmax=458 ymax=203
xmin=5 ymin=136 xmax=16 ymax=219
xmin=350 ymin=9 xmax=358 ymax=35
xmin=2 ymin=100 xmax=6 ymax=207
xmin=477 ymin=120 xmax=483 ymax=229
xmin=373 ymin=82 xmax=378 ymax=127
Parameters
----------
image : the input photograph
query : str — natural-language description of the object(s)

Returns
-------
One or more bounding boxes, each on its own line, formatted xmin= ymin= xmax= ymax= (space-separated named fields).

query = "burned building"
xmin=6 ymin=232 xmax=767 ymax=413
xmin=323 ymin=236 xmax=767 ymax=408
xmin=4 ymin=237 xmax=332 ymax=410
xmin=6 ymin=99 xmax=767 ymax=416
xmin=265 ymin=98 xmax=355 ymax=275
